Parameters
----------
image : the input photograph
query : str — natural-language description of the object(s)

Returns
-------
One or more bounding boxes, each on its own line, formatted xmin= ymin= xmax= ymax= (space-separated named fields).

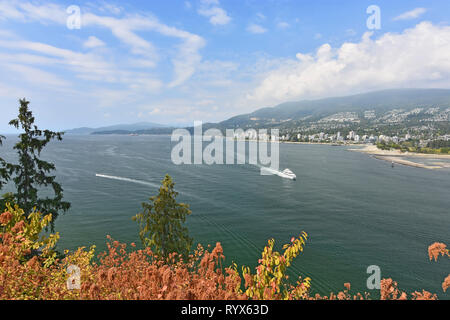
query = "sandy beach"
xmin=349 ymin=145 xmax=450 ymax=169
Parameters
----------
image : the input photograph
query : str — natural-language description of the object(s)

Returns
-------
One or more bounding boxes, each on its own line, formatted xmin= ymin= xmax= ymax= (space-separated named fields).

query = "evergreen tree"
xmin=0 ymin=135 xmax=7 ymax=191
xmin=0 ymin=135 xmax=13 ymax=210
xmin=7 ymin=99 xmax=70 ymax=228
xmin=133 ymin=174 xmax=192 ymax=260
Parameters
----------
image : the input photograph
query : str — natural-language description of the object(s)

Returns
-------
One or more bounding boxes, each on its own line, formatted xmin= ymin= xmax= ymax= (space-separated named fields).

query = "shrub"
xmin=0 ymin=204 xmax=447 ymax=300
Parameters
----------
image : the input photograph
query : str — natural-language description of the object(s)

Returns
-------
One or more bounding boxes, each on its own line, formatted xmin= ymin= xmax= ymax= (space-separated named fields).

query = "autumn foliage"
xmin=0 ymin=204 xmax=448 ymax=300
xmin=0 ymin=204 xmax=306 ymax=300
xmin=428 ymin=242 xmax=450 ymax=293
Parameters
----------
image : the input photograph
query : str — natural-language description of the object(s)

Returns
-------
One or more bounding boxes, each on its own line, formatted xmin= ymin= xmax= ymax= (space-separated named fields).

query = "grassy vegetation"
xmin=376 ymin=141 xmax=450 ymax=155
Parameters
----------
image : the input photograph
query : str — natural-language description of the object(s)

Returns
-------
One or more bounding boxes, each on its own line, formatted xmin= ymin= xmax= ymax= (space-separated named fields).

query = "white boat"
xmin=281 ymin=168 xmax=297 ymax=180
xmin=260 ymin=167 xmax=297 ymax=180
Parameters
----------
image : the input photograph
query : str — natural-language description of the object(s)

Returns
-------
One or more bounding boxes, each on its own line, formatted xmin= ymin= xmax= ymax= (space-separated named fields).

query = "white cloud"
xmin=0 ymin=1 xmax=23 ymax=20
xmin=197 ymin=0 xmax=231 ymax=25
xmin=193 ymin=59 xmax=239 ymax=87
xmin=137 ymin=97 xmax=225 ymax=122
xmin=96 ymin=2 xmax=122 ymax=15
xmin=247 ymin=22 xmax=450 ymax=106
xmin=0 ymin=35 xmax=163 ymax=99
xmin=81 ymin=13 xmax=159 ymax=67
xmin=0 ymin=1 xmax=205 ymax=87
xmin=0 ymin=81 xmax=25 ymax=97
xmin=256 ymin=13 xmax=266 ymax=21
xmin=277 ymin=22 xmax=290 ymax=29
xmin=5 ymin=63 xmax=71 ymax=87
xmin=0 ymin=51 xmax=60 ymax=65
xmin=149 ymin=107 xmax=161 ymax=115
xmin=0 ymin=38 xmax=113 ymax=77
xmin=0 ymin=28 xmax=15 ymax=38
xmin=394 ymin=8 xmax=427 ymax=21
xmin=81 ymin=13 xmax=205 ymax=86
xmin=84 ymin=36 xmax=105 ymax=49
xmin=0 ymin=1 xmax=66 ymax=24
xmin=247 ymin=23 xmax=267 ymax=34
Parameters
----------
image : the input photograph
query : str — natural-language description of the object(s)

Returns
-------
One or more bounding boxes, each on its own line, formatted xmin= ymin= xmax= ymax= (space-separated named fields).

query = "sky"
xmin=0 ymin=0 xmax=449 ymax=132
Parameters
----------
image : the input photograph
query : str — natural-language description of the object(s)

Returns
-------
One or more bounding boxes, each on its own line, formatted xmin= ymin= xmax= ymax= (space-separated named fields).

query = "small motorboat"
xmin=281 ymin=168 xmax=297 ymax=180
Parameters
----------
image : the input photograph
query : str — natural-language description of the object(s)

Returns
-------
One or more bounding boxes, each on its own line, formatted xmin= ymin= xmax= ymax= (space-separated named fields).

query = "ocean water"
xmin=1 ymin=134 xmax=449 ymax=298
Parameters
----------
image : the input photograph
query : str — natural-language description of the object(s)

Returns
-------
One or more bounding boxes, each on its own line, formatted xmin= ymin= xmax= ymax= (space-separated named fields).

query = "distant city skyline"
xmin=0 ymin=0 xmax=450 ymax=133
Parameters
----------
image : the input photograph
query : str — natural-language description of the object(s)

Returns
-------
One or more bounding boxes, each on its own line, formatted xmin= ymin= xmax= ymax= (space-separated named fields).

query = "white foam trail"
xmin=95 ymin=173 xmax=202 ymax=200
xmin=235 ymin=151 xmax=293 ymax=179
xmin=259 ymin=166 xmax=278 ymax=175
xmin=260 ymin=166 xmax=296 ymax=180
xmin=96 ymin=174 xmax=160 ymax=188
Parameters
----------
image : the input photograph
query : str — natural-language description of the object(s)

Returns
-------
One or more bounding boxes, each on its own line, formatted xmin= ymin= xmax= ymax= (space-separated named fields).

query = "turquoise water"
xmin=1 ymin=135 xmax=449 ymax=298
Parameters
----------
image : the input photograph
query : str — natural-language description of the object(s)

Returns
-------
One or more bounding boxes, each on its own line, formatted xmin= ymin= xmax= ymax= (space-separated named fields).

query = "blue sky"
xmin=0 ymin=0 xmax=449 ymax=132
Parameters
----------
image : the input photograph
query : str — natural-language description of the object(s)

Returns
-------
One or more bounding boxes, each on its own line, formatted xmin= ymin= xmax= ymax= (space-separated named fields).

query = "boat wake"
xmin=234 ymin=150 xmax=296 ymax=180
xmin=95 ymin=173 xmax=201 ymax=199
xmin=95 ymin=174 xmax=161 ymax=188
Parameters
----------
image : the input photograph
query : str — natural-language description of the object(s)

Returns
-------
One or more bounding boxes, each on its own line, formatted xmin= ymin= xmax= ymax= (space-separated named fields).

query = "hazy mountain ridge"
xmin=91 ymin=127 xmax=175 ymax=135
xmin=66 ymin=122 xmax=165 ymax=135
xmin=219 ymin=89 xmax=450 ymax=129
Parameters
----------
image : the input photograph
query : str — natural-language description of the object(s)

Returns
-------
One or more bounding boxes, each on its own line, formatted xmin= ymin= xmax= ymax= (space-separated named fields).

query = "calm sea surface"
xmin=1 ymin=135 xmax=449 ymax=298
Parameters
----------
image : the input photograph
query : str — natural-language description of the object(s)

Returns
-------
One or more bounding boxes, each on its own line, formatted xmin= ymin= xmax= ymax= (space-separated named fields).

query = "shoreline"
xmin=348 ymin=145 xmax=450 ymax=170
xmin=281 ymin=141 xmax=346 ymax=146
xmin=348 ymin=144 xmax=450 ymax=159
xmin=231 ymin=139 xmax=450 ymax=170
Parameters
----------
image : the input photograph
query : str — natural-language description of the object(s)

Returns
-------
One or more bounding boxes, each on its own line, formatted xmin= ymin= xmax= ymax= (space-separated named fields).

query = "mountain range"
xmin=217 ymin=88 xmax=450 ymax=130
xmin=65 ymin=89 xmax=450 ymax=135
xmin=65 ymin=122 xmax=165 ymax=135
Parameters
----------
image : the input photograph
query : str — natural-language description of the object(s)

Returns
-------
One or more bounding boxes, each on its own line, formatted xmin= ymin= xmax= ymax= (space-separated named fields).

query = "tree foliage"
xmin=427 ymin=140 xmax=450 ymax=149
xmin=241 ymin=232 xmax=311 ymax=300
xmin=0 ymin=203 xmax=60 ymax=267
xmin=0 ymin=135 xmax=8 ymax=192
xmin=428 ymin=242 xmax=450 ymax=293
xmin=5 ymin=99 xmax=70 ymax=227
xmin=0 ymin=205 xmax=445 ymax=300
xmin=0 ymin=205 xmax=95 ymax=299
xmin=133 ymin=174 xmax=192 ymax=260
